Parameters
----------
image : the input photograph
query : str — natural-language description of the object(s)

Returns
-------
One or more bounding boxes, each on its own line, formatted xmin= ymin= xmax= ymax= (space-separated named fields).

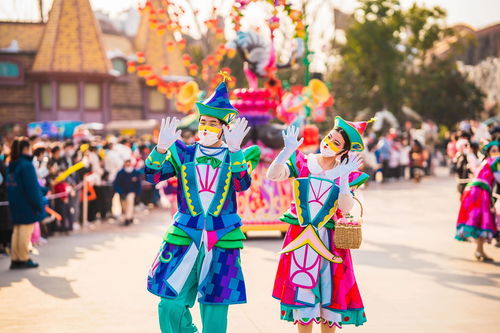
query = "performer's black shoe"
xmin=9 ymin=260 xmax=21 ymax=269
xmin=11 ymin=259 xmax=39 ymax=269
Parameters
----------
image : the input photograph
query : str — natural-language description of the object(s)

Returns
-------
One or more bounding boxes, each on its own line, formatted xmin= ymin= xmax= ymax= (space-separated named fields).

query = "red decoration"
xmin=302 ymin=124 xmax=319 ymax=146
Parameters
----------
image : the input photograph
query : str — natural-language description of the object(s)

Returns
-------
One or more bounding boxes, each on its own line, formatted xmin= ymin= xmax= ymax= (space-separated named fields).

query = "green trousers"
xmin=158 ymin=246 xmax=229 ymax=333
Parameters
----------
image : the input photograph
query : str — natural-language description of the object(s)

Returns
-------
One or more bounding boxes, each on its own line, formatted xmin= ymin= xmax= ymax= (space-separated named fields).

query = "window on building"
xmin=111 ymin=58 xmax=127 ymax=76
xmin=59 ymin=83 xmax=78 ymax=109
xmin=84 ymin=83 xmax=101 ymax=109
xmin=0 ymin=61 xmax=20 ymax=77
xmin=149 ymin=89 xmax=166 ymax=112
xmin=40 ymin=83 xmax=52 ymax=109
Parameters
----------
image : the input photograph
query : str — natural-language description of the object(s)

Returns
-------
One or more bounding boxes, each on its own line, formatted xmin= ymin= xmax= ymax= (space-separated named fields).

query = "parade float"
xmin=135 ymin=0 xmax=334 ymax=235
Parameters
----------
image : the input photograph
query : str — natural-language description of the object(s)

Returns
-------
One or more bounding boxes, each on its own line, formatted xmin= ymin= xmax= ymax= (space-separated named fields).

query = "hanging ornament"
xmin=161 ymin=65 xmax=170 ymax=76
xmin=165 ymin=40 xmax=175 ymax=52
xmin=145 ymin=74 xmax=159 ymax=86
xmin=268 ymin=16 xmax=280 ymax=31
xmin=227 ymin=48 xmax=237 ymax=58
xmin=188 ymin=63 xmax=198 ymax=76
xmin=127 ymin=60 xmax=136 ymax=73
xmin=157 ymin=23 xmax=166 ymax=35
xmin=178 ymin=38 xmax=186 ymax=50
xmin=157 ymin=81 xmax=168 ymax=94
xmin=215 ymin=28 xmax=224 ymax=39
xmin=149 ymin=18 xmax=158 ymax=29
xmin=137 ymin=65 xmax=152 ymax=77
xmin=136 ymin=52 xmax=145 ymax=64
xmin=182 ymin=54 xmax=191 ymax=67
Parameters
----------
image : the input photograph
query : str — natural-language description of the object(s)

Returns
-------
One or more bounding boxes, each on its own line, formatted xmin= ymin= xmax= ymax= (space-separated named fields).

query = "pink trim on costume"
xmin=289 ymin=245 xmax=321 ymax=288
xmin=206 ymin=231 xmax=218 ymax=251
xmin=308 ymin=180 xmax=332 ymax=205
xmin=293 ymin=318 xmax=342 ymax=329
xmin=196 ymin=165 xmax=219 ymax=194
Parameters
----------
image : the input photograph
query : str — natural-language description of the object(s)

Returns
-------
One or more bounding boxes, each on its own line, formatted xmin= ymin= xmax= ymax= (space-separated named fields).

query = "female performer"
xmin=456 ymin=140 xmax=499 ymax=261
xmin=267 ymin=117 xmax=371 ymax=332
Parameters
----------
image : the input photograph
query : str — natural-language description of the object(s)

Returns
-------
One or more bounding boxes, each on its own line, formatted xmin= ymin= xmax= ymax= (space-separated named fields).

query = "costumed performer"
xmin=144 ymin=74 xmax=261 ymax=333
xmin=455 ymin=140 xmax=499 ymax=261
xmin=267 ymin=116 xmax=371 ymax=332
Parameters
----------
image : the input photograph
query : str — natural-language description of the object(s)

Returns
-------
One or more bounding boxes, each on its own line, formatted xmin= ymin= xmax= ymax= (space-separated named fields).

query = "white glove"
xmin=325 ymin=154 xmax=363 ymax=180
xmin=275 ymin=126 xmax=304 ymax=164
xmin=223 ymin=117 xmax=251 ymax=152
xmin=157 ymin=117 xmax=181 ymax=152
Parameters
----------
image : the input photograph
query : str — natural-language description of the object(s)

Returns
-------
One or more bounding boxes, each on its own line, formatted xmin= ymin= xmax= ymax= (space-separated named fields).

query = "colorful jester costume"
xmin=271 ymin=117 xmax=370 ymax=329
xmin=144 ymin=81 xmax=260 ymax=333
xmin=456 ymin=153 xmax=499 ymax=242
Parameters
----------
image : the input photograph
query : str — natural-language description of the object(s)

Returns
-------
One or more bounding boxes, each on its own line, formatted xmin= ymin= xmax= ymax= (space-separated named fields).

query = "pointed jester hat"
xmin=195 ymin=71 xmax=238 ymax=124
xmin=333 ymin=116 xmax=375 ymax=152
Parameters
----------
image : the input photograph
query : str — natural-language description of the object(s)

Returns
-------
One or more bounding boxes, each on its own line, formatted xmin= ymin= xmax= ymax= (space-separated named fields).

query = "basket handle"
xmin=353 ymin=196 xmax=364 ymax=218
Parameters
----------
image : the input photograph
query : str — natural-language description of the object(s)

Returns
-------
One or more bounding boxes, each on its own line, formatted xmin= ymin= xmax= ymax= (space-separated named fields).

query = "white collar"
xmin=307 ymin=153 xmax=338 ymax=175
xmin=307 ymin=153 xmax=324 ymax=175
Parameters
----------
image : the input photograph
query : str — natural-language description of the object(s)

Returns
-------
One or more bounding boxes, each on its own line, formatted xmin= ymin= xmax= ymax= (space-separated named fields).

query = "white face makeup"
xmin=320 ymin=129 xmax=345 ymax=158
xmin=198 ymin=116 xmax=223 ymax=146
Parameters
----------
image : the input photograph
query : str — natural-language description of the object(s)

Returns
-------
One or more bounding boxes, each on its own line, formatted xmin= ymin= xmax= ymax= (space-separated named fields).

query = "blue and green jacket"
xmin=144 ymin=141 xmax=260 ymax=248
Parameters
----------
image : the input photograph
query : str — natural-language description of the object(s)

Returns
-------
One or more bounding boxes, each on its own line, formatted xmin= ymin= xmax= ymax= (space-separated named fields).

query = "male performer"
xmin=144 ymin=76 xmax=260 ymax=333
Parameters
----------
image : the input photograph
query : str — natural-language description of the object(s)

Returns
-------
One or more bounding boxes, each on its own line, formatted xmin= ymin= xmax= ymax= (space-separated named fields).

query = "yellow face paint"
xmin=198 ymin=125 xmax=221 ymax=134
xmin=323 ymin=137 xmax=341 ymax=153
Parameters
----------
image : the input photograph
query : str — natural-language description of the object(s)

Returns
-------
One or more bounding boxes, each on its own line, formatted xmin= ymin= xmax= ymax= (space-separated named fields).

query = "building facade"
xmin=0 ymin=0 xmax=187 ymax=128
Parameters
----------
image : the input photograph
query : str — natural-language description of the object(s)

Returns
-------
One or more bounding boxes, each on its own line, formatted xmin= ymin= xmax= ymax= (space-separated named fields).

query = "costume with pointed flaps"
xmin=455 ymin=139 xmax=499 ymax=242
xmin=144 ymin=78 xmax=260 ymax=333
xmin=273 ymin=116 xmax=370 ymax=328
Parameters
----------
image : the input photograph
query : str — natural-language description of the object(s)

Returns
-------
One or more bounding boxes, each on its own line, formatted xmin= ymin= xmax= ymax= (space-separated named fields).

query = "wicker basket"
xmin=334 ymin=197 xmax=363 ymax=249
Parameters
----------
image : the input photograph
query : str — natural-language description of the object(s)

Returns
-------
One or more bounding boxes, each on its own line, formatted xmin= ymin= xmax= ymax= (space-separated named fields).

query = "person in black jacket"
xmin=6 ymin=137 xmax=47 ymax=269
xmin=113 ymin=159 xmax=141 ymax=226
xmin=0 ymin=145 xmax=12 ymax=255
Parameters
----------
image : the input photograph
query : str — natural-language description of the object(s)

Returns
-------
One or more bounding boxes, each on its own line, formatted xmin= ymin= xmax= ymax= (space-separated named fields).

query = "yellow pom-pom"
xmin=218 ymin=71 xmax=232 ymax=82
xmin=367 ymin=117 xmax=376 ymax=124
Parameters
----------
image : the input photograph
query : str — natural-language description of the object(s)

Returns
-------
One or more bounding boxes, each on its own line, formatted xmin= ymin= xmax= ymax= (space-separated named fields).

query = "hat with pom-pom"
xmin=195 ymin=71 xmax=238 ymax=124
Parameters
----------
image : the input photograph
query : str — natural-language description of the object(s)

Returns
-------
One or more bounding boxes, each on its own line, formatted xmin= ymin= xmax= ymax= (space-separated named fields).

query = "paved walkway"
xmin=1 ymin=171 xmax=499 ymax=332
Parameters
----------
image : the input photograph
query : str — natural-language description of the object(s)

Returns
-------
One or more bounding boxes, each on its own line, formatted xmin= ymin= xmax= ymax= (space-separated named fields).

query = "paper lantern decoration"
xmin=178 ymin=39 xmax=186 ymax=50
xmin=182 ymin=54 xmax=191 ymax=67
xmin=127 ymin=60 xmax=136 ymax=73
xmin=157 ymin=81 xmax=167 ymax=94
xmin=149 ymin=18 xmax=158 ymax=29
xmin=188 ymin=63 xmax=198 ymax=76
xmin=227 ymin=48 xmax=237 ymax=58
xmin=157 ymin=23 xmax=166 ymax=35
xmin=166 ymin=40 xmax=175 ymax=52
xmin=161 ymin=65 xmax=170 ymax=76
xmin=268 ymin=16 xmax=280 ymax=30
xmin=215 ymin=28 xmax=224 ymax=39
xmin=302 ymin=124 xmax=319 ymax=146
xmin=137 ymin=65 xmax=152 ymax=77
xmin=136 ymin=52 xmax=145 ymax=63
xmin=157 ymin=8 xmax=167 ymax=20
xmin=145 ymin=74 xmax=159 ymax=86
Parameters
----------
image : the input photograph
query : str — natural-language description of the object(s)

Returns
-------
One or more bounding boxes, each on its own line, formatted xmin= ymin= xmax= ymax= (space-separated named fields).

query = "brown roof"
xmin=0 ymin=22 xmax=45 ymax=52
xmin=32 ymin=0 xmax=111 ymax=74
xmin=102 ymin=33 xmax=134 ymax=56
xmin=134 ymin=0 xmax=186 ymax=76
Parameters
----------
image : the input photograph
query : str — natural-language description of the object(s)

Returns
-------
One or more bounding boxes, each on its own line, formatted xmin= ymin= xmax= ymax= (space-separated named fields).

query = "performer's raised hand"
xmin=157 ymin=117 xmax=181 ymax=153
xmin=282 ymin=126 xmax=304 ymax=152
xmin=223 ymin=117 xmax=251 ymax=152
xmin=325 ymin=154 xmax=363 ymax=180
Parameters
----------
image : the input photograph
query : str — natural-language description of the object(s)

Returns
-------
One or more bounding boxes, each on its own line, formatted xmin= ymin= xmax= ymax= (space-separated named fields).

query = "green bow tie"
xmin=196 ymin=156 xmax=222 ymax=169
